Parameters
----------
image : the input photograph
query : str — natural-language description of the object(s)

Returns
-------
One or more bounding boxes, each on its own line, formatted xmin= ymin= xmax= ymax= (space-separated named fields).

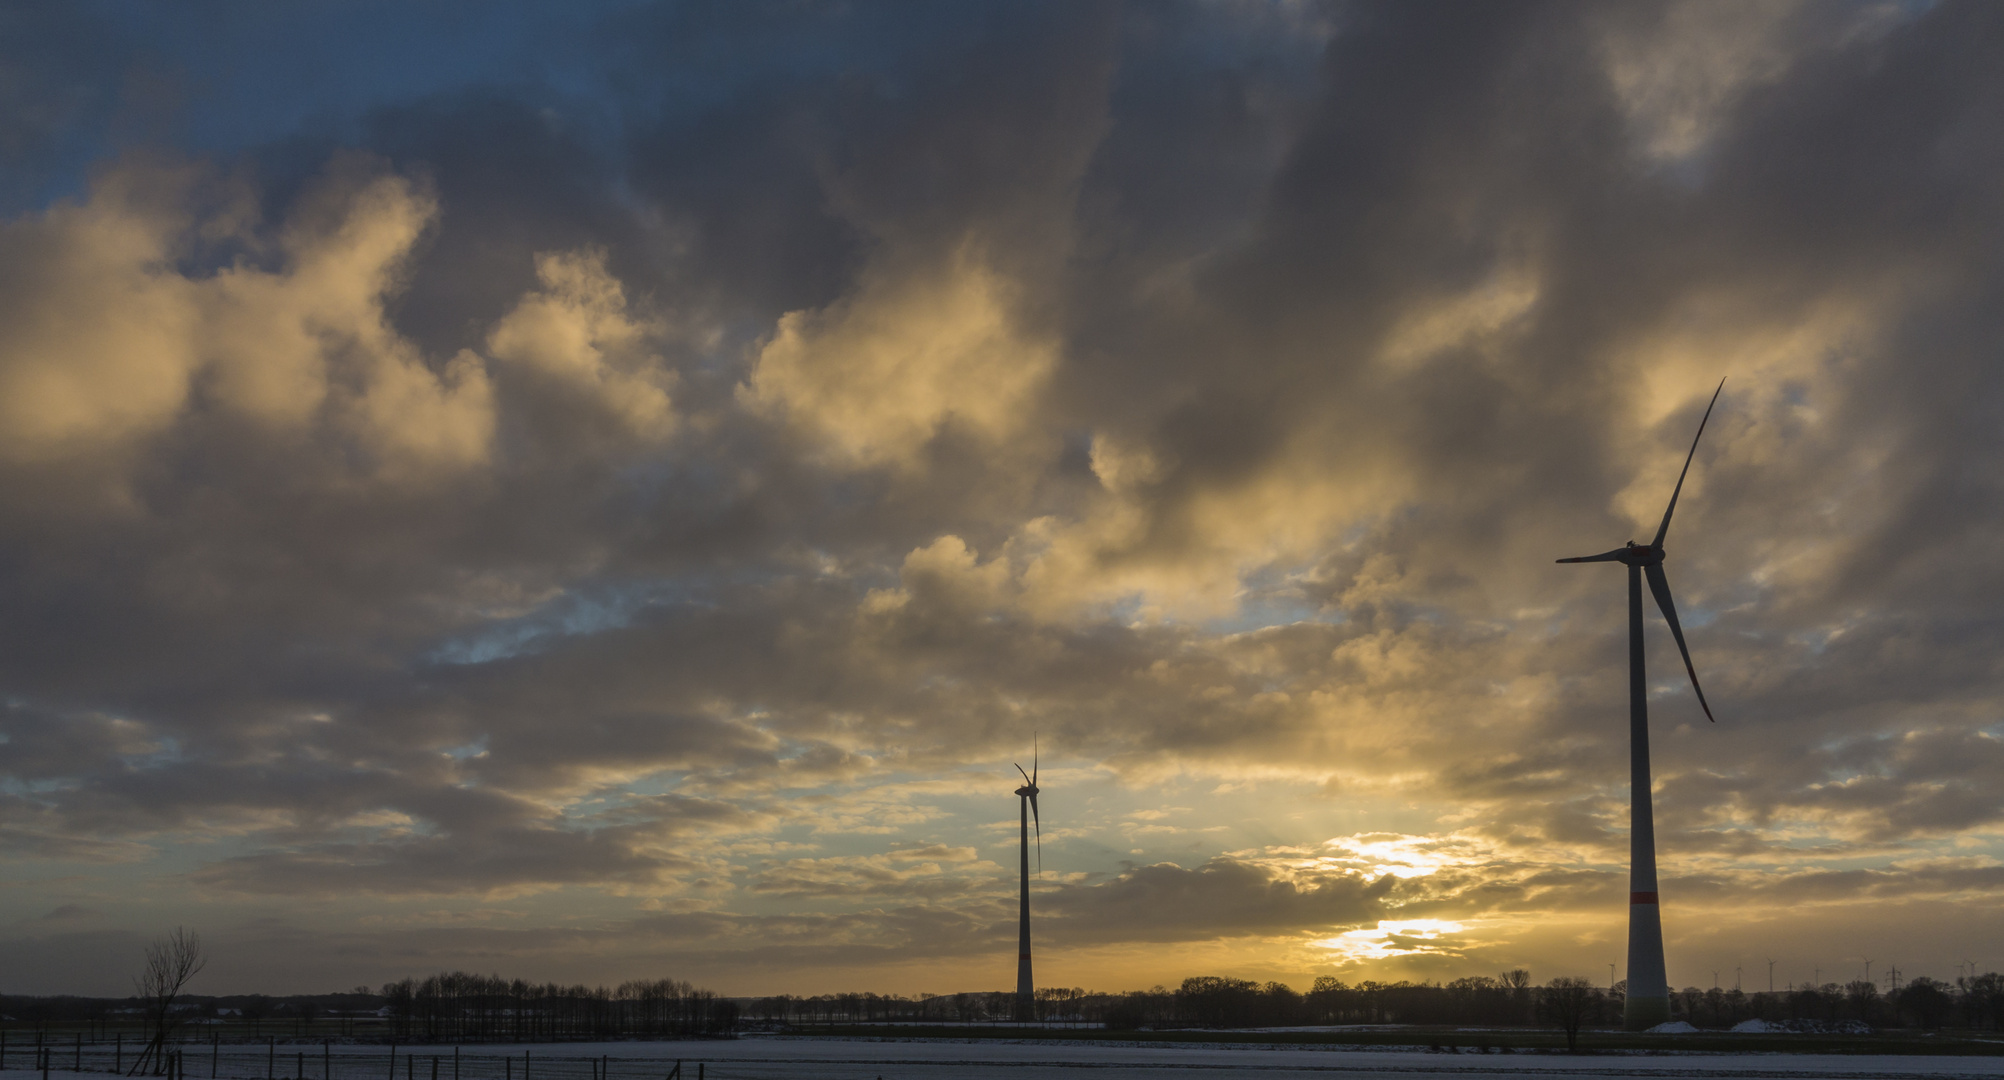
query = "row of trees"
xmin=376 ymin=973 xmax=737 ymax=1041
xmin=15 ymin=931 xmax=2004 ymax=1051
xmin=1671 ymin=975 xmax=2003 ymax=1030
xmin=1108 ymin=973 xmax=1555 ymax=1029
xmin=745 ymin=986 xmax=1095 ymax=1027
xmin=743 ymin=974 xmax=1576 ymax=1032
xmin=741 ymin=971 xmax=2004 ymax=1032
xmin=1128 ymin=973 xmax=2004 ymax=1030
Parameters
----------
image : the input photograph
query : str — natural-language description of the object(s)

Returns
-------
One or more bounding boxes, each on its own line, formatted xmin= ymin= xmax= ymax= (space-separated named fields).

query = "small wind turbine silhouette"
xmin=1012 ymin=738 xmax=1042 ymax=1023
xmin=1558 ymin=378 xmax=1724 ymax=1030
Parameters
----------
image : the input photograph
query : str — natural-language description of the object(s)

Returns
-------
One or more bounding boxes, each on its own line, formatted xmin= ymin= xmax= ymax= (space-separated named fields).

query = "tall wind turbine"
xmin=1012 ymin=740 xmax=1041 ymax=1023
xmin=1558 ymin=379 xmax=1724 ymax=1031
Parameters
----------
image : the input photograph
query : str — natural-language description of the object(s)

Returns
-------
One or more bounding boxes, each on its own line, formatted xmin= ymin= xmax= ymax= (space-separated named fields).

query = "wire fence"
xmin=0 ymin=1045 xmax=750 ymax=1080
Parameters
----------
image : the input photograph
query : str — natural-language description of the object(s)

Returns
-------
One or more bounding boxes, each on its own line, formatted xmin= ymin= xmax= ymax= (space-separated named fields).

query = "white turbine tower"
xmin=1558 ymin=379 xmax=1725 ymax=1030
xmin=1011 ymin=739 xmax=1041 ymax=1023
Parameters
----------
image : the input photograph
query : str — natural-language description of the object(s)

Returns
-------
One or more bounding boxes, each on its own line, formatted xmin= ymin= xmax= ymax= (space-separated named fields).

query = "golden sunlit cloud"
xmin=1314 ymin=919 xmax=1471 ymax=964
xmin=1 ymin=0 xmax=2000 ymax=1001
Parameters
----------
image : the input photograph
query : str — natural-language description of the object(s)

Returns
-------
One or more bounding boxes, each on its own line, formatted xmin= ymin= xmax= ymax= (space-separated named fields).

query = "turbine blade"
xmin=1015 ymin=762 xmax=1032 ymax=786
xmin=1029 ymin=792 xmax=1041 ymax=874
xmin=1645 ymin=562 xmax=1715 ymax=722
xmin=1651 ymin=378 xmax=1726 ymax=549
xmin=1557 ymin=548 xmax=1627 ymax=563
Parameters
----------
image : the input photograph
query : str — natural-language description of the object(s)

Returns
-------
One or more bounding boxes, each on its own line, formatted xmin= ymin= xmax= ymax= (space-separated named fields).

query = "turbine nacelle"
xmin=1556 ymin=541 xmax=1664 ymax=567
xmin=1618 ymin=541 xmax=1664 ymax=567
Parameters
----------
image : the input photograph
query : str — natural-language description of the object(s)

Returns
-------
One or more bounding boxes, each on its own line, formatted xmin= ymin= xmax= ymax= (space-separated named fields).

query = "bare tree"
xmin=1539 ymin=976 xmax=1601 ymax=1052
xmin=1501 ymin=968 xmax=1533 ymax=1023
xmin=130 ymin=928 xmax=206 ymax=1076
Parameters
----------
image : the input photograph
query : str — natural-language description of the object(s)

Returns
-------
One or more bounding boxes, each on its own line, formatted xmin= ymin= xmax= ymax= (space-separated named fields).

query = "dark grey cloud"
xmin=1 ymin=0 xmax=2002 ymax=993
xmin=1042 ymin=857 xmax=1395 ymax=943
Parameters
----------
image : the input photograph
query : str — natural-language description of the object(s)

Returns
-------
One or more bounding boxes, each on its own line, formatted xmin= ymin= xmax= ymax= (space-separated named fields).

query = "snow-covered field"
xmin=9 ymin=1035 xmax=2002 ymax=1080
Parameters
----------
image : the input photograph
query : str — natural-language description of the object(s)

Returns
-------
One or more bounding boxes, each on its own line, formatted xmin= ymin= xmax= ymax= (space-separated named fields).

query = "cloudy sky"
xmin=3 ymin=0 xmax=2002 ymax=998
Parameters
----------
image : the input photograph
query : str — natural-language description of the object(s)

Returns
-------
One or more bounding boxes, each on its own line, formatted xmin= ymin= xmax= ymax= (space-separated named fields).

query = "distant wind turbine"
xmin=1012 ymin=738 xmax=1042 ymax=1023
xmin=1558 ymin=378 xmax=1725 ymax=1030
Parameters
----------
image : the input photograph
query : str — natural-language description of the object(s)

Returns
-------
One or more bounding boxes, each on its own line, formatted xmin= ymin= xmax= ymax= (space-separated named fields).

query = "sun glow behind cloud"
xmin=1313 ymin=919 xmax=1471 ymax=964
xmin=1 ymin=0 xmax=2002 ymax=999
xmin=1315 ymin=834 xmax=1481 ymax=879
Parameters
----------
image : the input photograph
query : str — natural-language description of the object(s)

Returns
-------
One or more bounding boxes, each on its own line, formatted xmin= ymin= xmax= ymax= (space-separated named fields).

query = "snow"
xmin=9 ymin=1033 xmax=2001 ymax=1080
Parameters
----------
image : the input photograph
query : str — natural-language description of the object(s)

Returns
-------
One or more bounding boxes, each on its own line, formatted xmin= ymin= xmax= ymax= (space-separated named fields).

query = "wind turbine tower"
xmin=1558 ymin=379 xmax=1725 ymax=1030
xmin=1012 ymin=741 xmax=1042 ymax=1023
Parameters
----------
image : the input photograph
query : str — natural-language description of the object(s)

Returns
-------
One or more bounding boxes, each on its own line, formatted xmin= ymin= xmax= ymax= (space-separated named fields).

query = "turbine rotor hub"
xmin=1619 ymin=542 xmax=1664 ymax=566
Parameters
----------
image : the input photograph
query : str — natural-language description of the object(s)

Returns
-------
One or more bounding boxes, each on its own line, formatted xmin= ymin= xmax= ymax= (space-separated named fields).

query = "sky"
xmin=2 ymin=0 xmax=2003 ymax=999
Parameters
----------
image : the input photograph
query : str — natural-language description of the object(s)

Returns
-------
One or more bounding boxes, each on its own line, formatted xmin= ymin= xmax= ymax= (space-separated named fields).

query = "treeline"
xmin=1670 ymin=975 xmax=2004 ymax=1031
xmin=376 ymin=973 xmax=738 ymax=1041
xmin=746 ymin=971 xmax=2004 ymax=1031
xmin=11 ymin=970 xmax=2004 ymax=1039
xmin=0 ymin=992 xmax=377 ymax=1033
